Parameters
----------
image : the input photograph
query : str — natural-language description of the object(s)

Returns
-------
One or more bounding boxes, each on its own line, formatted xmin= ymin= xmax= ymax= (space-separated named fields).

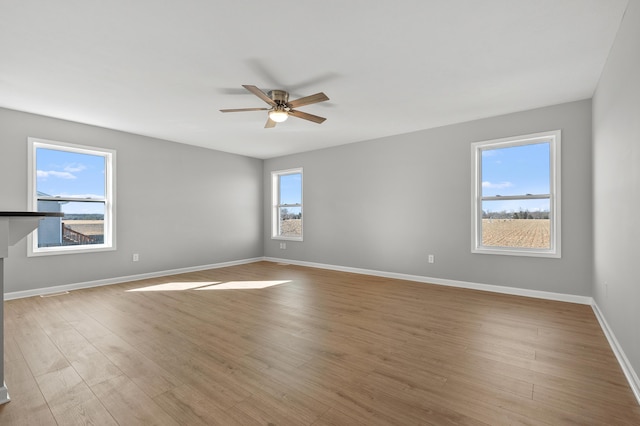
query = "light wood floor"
xmin=1 ymin=261 xmax=639 ymax=425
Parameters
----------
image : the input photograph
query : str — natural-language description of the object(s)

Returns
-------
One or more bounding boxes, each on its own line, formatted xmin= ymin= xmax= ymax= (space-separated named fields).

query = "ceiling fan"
xmin=220 ymin=85 xmax=329 ymax=128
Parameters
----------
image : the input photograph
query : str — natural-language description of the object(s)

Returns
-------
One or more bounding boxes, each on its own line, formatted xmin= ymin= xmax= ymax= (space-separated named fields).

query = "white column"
xmin=0 ymin=220 xmax=10 ymax=404
xmin=0 ymin=215 xmax=51 ymax=405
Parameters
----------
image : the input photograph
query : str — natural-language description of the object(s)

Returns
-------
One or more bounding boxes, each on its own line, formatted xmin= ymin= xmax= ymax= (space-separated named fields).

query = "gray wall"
xmin=1 ymin=100 xmax=595 ymax=299
xmin=593 ymin=0 xmax=640 ymax=383
xmin=0 ymin=108 xmax=263 ymax=293
xmin=264 ymin=100 xmax=593 ymax=296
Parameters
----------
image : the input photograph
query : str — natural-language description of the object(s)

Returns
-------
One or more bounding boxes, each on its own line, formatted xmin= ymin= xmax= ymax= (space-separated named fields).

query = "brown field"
xmin=280 ymin=218 xmax=302 ymax=237
xmin=482 ymin=219 xmax=550 ymax=249
xmin=63 ymin=220 xmax=104 ymax=236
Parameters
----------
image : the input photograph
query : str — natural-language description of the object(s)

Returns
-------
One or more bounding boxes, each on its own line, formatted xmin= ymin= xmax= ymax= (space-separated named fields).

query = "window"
xmin=471 ymin=130 xmax=560 ymax=257
xmin=272 ymin=168 xmax=303 ymax=240
xmin=28 ymin=137 xmax=116 ymax=255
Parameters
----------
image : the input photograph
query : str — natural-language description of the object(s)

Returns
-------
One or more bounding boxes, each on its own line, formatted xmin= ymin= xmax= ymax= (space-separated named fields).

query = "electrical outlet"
xmin=132 ymin=253 xmax=139 ymax=262
xmin=428 ymin=254 xmax=434 ymax=263
xmin=279 ymin=242 xmax=286 ymax=250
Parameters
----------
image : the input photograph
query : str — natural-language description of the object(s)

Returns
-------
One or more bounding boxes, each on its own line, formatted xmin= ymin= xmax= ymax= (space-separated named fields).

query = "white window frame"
xmin=471 ymin=130 xmax=561 ymax=258
xmin=271 ymin=167 xmax=303 ymax=241
xmin=27 ymin=137 xmax=116 ymax=256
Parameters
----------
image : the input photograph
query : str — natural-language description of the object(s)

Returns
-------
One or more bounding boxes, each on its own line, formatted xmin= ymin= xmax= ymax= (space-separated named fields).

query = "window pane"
xmin=481 ymin=200 xmax=550 ymax=249
xmin=36 ymin=147 xmax=106 ymax=198
xmin=279 ymin=173 xmax=302 ymax=205
xmin=279 ymin=207 xmax=301 ymax=238
xmin=481 ymin=142 xmax=550 ymax=197
xmin=272 ymin=168 xmax=303 ymax=240
xmin=37 ymin=201 xmax=105 ymax=248
xmin=473 ymin=131 xmax=559 ymax=257
xmin=30 ymin=138 xmax=114 ymax=255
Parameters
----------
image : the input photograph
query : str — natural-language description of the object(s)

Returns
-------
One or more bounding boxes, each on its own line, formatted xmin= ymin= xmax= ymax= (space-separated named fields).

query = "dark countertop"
xmin=0 ymin=211 xmax=64 ymax=217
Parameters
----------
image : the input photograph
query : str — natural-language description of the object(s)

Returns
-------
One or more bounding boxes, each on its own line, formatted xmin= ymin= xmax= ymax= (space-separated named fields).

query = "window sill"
xmin=271 ymin=236 xmax=303 ymax=242
xmin=29 ymin=244 xmax=116 ymax=257
xmin=472 ymin=246 xmax=560 ymax=258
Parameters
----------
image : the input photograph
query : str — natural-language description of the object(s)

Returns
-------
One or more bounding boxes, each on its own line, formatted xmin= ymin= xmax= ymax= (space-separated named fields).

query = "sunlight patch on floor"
xmin=127 ymin=282 xmax=220 ymax=292
xmin=195 ymin=280 xmax=291 ymax=290
xmin=126 ymin=280 xmax=291 ymax=292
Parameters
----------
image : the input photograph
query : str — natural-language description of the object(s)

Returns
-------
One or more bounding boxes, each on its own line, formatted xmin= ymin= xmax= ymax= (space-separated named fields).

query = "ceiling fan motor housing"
xmin=268 ymin=90 xmax=289 ymax=105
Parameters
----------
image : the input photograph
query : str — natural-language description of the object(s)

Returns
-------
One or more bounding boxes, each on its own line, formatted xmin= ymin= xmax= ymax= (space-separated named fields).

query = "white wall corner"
xmin=591 ymin=302 xmax=640 ymax=405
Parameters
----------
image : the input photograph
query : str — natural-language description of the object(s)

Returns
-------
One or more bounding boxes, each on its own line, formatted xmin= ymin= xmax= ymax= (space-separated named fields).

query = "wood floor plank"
xmin=90 ymin=375 xmax=181 ymax=426
xmin=311 ymin=407 xmax=371 ymax=426
xmin=31 ymin=305 xmax=124 ymax=387
xmin=3 ymin=340 xmax=33 ymax=387
xmin=0 ymin=363 xmax=57 ymax=426
xmin=90 ymin=332 xmax=183 ymax=397
xmin=533 ymin=383 xmax=640 ymax=425
xmin=355 ymin=371 xmax=491 ymax=426
xmin=222 ymin=363 xmax=331 ymax=424
xmin=131 ymin=336 xmax=253 ymax=410
xmin=35 ymin=365 xmax=97 ymax=416
xmin=233 ymin=392 xmax=323 ymax=426
xmin=51 ymin=396 xmax=119 ymax=426
xmin=2 ymin=261 xmax=638 ymax=425
xmin=13 ymin=329 xmax=70 ymax=378
xmin=436 ymin=377 xmax=571 ymax=425
xmin=153 ymin=384 xmax=248 ymax=426
xmin=36 ymin=365 xmax=118 ymax=425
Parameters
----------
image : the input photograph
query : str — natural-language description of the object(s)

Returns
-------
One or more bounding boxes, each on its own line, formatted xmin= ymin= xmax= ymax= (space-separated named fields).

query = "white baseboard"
xmin=591 ymin=302 xmax=640 ymax=405
xmin=6 ymin=255 xmax=592 ymax=304
xmin=4 ymin=257 xmax=264 ymax=301
xmin=0 ymin=382 xmax=9 ymax=405
xmin=264 ymin=257 xmax=593 ymax=305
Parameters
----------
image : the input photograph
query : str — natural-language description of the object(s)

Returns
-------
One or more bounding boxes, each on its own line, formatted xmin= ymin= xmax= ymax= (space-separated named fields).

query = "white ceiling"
xmin=0 ymin=1 xmax=628 ymax=159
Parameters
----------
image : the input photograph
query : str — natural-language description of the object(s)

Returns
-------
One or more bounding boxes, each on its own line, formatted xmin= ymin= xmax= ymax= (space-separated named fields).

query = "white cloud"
xmin=37 ymin=170 xmax=76 ymax=179
xmin=482 ymin=181 xmax=513 ymax=189
xmin=37 ymin=163 xmax=86 ymax=179
xmin=64 ymin=163 xmax=86 ymax=173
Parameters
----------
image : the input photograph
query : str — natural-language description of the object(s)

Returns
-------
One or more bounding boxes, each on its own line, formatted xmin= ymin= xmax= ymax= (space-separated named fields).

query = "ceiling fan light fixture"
xmin=268 ymin=109 xmax=289 ymax=122
xmin=221 ymin=85 xmax=328 ymax=127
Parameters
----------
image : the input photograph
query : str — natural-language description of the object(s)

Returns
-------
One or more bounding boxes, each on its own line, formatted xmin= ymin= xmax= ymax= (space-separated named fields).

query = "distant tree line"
xmin=63 ymin=214 xmax=104 ymax=220
xmin=280 ymin=209 xmax=302 ymax=220
xmin=483 ymin=210 xmax=549 ymax=220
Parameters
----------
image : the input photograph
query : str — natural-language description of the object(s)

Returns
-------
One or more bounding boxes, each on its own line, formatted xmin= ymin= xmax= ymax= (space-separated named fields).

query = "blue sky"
xmin=280 ymin=173 xmax=302 ymax=205
xmin=279 ymin=172 xmax=302 ymax=216
xmin=37 ymin=145 xmax=547 ymax=217
xmin=37 ymin=148 xmax=105 ymax=214
xmin=481 ymin=142 xmax=550 ymax=213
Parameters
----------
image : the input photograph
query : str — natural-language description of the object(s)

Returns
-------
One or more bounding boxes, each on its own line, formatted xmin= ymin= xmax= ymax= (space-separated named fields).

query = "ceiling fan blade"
xmin=287 ymin=92 xmax=329 ymax=109
xmin=220 ymin=107 xmax=269 ymax=113
xmin=242 ymin=85 xmax=276 ymax=106
xmin=265 ymin=117 xmax=277 ymax=128
xmin=287 ymin=73 xmax=339 ymax=93
xmin=288 ymin=109 xmax=326 ymax=124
